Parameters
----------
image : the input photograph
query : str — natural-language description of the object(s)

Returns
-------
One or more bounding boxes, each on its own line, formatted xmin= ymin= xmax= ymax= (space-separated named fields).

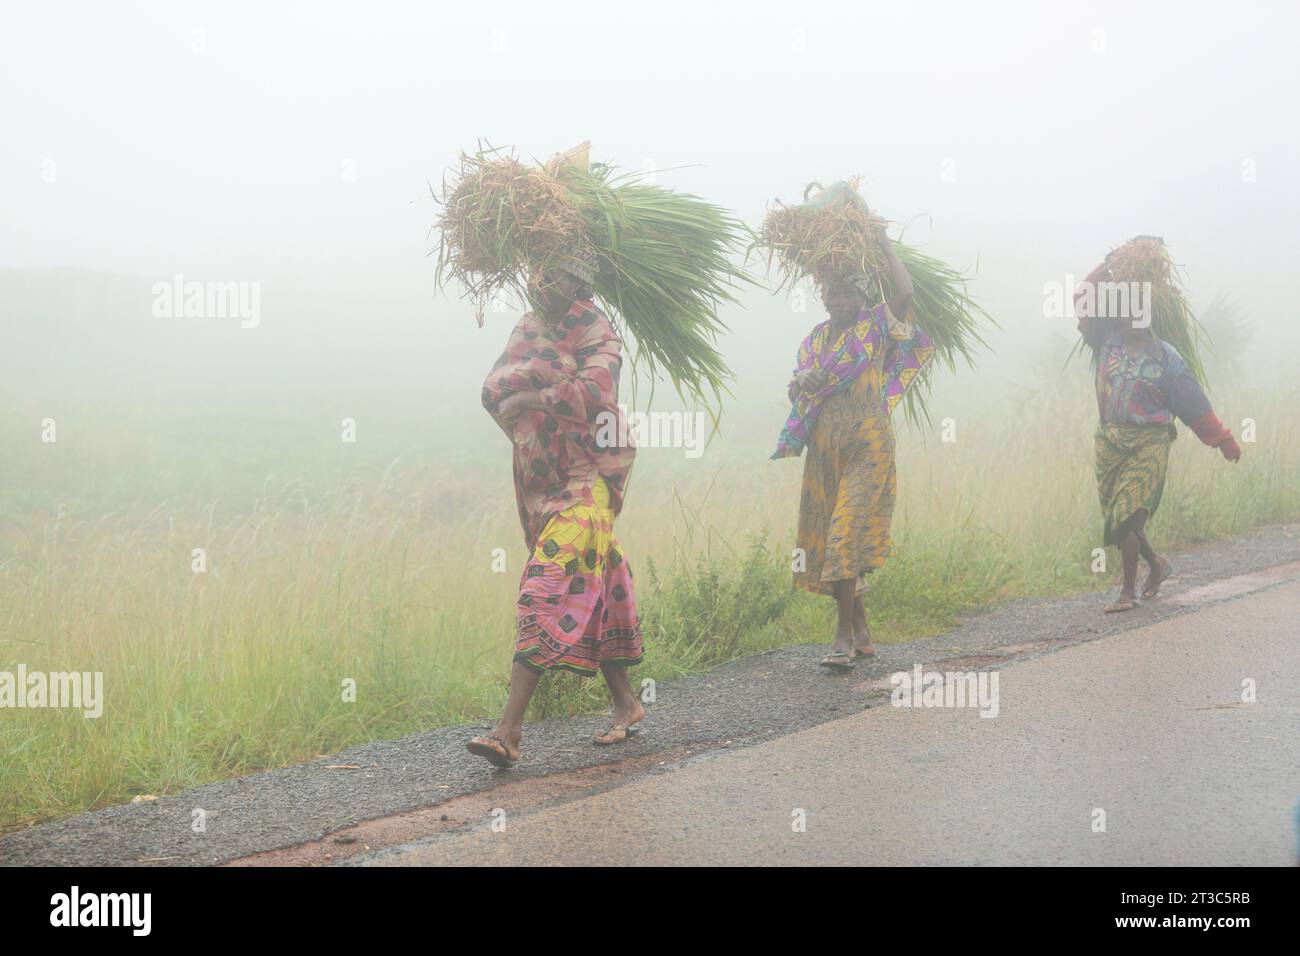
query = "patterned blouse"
xmin=481 ymin=300 xmax=636 ymax=549
xmin=1088 ymin=327 xmax=1210 ymax=427
xmin=771 ymin=302 xmax=933 ymax=459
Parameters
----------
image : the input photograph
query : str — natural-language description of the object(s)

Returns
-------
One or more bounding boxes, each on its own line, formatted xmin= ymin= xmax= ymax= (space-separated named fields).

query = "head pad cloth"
xmin=557 ymin=245 xmax=598 ymax=285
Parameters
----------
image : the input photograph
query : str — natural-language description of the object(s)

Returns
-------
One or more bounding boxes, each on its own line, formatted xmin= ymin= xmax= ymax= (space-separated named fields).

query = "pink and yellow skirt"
xmin=515 ymin=477 xmax=643 ymax=676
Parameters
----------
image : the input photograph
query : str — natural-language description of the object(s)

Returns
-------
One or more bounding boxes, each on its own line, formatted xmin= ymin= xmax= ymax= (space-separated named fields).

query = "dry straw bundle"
xmin=1106 ymin=235 xmax=1173 ymax=287
xmin=758 ymin=180 xmax=892 ymax=293
xmin=755 ymin=179 xmax=992 ymax=425
xmin=1078 ymin=236 xmax=1208 ymax=384
xmin=434 ymin=142 xmax=750 ymax=411
xmin=439 ymin=154 xmax=583 ymax=283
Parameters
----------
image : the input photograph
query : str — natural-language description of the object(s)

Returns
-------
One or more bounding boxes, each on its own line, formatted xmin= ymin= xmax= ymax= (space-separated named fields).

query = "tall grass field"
xmin=2 ymin=271 xmax=1296 ymax=833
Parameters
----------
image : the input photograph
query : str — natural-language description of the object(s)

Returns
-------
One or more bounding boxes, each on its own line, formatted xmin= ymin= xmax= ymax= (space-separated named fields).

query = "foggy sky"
xmin=3 ymin=0 xmax=1298 ymax=402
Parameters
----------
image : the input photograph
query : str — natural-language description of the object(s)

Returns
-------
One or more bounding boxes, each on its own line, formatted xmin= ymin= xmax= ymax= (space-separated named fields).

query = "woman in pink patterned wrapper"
xmin=466 ymin=248 xmax=644 ymax=768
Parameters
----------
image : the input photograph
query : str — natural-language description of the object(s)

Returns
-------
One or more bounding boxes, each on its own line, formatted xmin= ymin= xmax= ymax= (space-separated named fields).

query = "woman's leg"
xmin=1125 ymin=510 xmax=1154 ymax=564
xmin=820 ymin=416 xmax=893 ymax=666
xmin=1106 ymin=510 xmax=1147 ymax=612
xmin=1132 ymin=513 xmax=1172 ymax=597
xmin=852 ymin=590 xmax=876 ymax=657
xmin=594 ymin=662 xmax=646 ymax=744
xmin=829 ymin=578 xmax=856 ymax=655
xmin=1137 ymin=532 xmax=1158 ymax=564
xmin=1120 ymin=529 xmax=1141 ymax=595
xmin=488 ymin=661 xmax=541 ymax=752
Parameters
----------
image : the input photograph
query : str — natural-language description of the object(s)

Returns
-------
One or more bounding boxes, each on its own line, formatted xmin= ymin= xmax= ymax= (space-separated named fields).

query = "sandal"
xmin=466 ymin=734 xmax=519 ymax=768
xmin=1103 ymin=596 xmax=1139 ymax=614
xmin=851 ymin=645 xmax=877 ymax=660
xmin=819 ymin=650 xmax=855 ymax=671
xmin=1142 ymin=562 xmax=1173 ymax=600
xmin=595 ymin=712 xmax=644 ymax=749
xmin=593 ymin=723 xmax=641 ymax=746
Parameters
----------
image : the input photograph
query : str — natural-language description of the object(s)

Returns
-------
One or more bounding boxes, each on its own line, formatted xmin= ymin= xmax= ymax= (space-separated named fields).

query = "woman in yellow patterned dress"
xmin=772 ymin=234 xmax=934 ymax=670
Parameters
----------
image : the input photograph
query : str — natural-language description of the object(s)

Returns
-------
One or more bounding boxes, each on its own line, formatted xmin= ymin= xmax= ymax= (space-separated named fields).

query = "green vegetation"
xmin=435 ymin=144 xmax=750 ymax=409
xmin=1074 ymin=236 xmax=1209 ymax=383
xmin=3 ymin=378 xmax=1296 ymax=833
xmin=754 ymin=179 xmax=994 ymax=425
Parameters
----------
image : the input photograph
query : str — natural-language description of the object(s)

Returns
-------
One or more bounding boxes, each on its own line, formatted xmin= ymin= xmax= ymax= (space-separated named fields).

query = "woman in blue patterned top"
xmin=1075 ymin=245 xmax=1242 ymax=613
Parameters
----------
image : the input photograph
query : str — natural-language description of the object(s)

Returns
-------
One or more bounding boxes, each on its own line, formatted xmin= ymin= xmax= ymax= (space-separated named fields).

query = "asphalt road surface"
xmin=358 ymin=577 xmax=1299 ymax=866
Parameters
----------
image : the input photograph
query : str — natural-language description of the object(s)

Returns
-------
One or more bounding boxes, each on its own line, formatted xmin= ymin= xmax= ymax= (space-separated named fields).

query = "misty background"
xmin=2 ymin=0 xmax=1297 ymax=517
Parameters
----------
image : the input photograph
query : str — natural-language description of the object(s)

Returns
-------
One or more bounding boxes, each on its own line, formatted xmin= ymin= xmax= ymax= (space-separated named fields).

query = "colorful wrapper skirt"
xmin=514 ymin=477 xmax=643 ymax=676
xmin=1095 ymin=422 xmax=1175 ymax=546
xmin=795 ymin=370 xmax=896 ymax=596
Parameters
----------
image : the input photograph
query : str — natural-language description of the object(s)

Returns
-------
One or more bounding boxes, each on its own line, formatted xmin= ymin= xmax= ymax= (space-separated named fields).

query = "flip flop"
xmin=851 ymin=646 xmax=877 ymax=660
xmin=593 ymin=722 xmax=642 ymax=746
xmin=466 ymin=734 xmax=519 ymax=768
xmin=820 ymin=650 xmax=855 ymax=671
xmin=1142 ymin=562 xmax=1174 ymax=600
xmin=1104 ymin=596 xmax=1139 ymax=614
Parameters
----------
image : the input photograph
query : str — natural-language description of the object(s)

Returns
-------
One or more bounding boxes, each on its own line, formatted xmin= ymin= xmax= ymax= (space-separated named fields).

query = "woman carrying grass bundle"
xmin=436 ymin=143 xmax=746 ymax=765
xmin=761 ymin=180 xmax=988 ymax=670
xmin=466 ymin=249 xmax=645 ymax=766
xmin=776 ymin=252 xmax=933 ymax=670
xmin=1074 ymin=236 xmax=1241 ymax=614
xmin=764 ymin=184 xmax=942 ymax=670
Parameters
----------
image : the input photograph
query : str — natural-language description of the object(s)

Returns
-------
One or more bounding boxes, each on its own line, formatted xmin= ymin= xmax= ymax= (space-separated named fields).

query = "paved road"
xmin=357 ymin=579 xmax=1300 ymax=866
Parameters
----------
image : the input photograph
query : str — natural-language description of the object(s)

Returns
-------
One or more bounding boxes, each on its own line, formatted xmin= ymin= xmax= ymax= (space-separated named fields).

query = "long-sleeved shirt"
xmin=1082 ymin=321 xmax=1211 ymax=428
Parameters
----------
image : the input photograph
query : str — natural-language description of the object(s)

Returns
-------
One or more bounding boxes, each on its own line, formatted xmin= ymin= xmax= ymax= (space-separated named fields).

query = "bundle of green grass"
xmin=1075 ymin=236 xmax=1209 ymax=384
xmin=434 ymin=142 xmax=749 ymax=411
xmin=754 ymin=179 xmax=993 ymax=425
